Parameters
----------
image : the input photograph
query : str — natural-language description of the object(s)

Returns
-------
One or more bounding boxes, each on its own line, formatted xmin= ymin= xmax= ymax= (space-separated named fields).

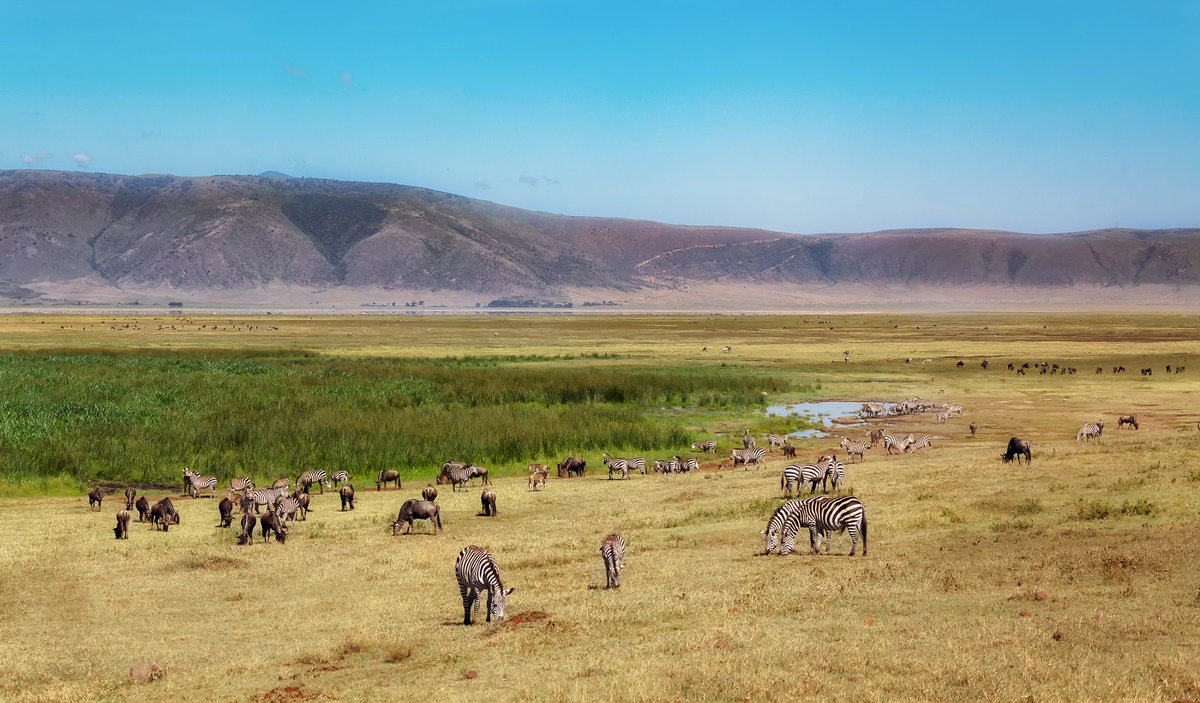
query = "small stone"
xmin=1035 ymin=591 xmax=1048 ymax=601
xmin=129 ymin=661 xmax=163 ymax=685
xmin=1053 ymin=631 xmax=1065 ymax=641
xmin=464 ymin=670 xmax=478 ymax=680
xmin=1020 ymin=610 xmax=1032 ymax=617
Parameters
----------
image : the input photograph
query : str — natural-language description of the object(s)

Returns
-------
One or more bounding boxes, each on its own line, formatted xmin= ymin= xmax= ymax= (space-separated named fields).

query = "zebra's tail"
xmin=860 ymin=512 xmax=868 ymax=556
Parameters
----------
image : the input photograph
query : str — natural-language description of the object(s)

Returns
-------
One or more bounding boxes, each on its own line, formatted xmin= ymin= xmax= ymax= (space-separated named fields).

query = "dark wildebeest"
xmin=114 ymin=509 xmax=130 ymax=539
xmin=867 ymin=428 xmax=885 ymax=448
xmin=468 ymin=464 xmax=490 ymax=486
xmin=124 ymin=486 xmax=136 ymax=510
xmin=150 ymin=498 xmax=179 ymax=531
xmin=376 ymin=469 xmax=401 ymax=491
xmin=557 ymin=457 xmax=586 ymax=478
xmin=292 ymin=490 xmax=310 ymax=520
xmin=238 ymin=513 xmax=256 ymax=545
xmin=1117 ymin=415 xmax=1139 ymax=430
xmin=135 ymin=495 xmax=151 ymax=523
xmin=969 ymin=422 xmax=978 ymax=438
xmin=340 ymin=484 xmax=355 ymax=511
xmin=782 ymin=444 xmax=797 ymax=459
xmin=480 ymin=489 xmax=497 ymax=517
xmin=88 ymin=487 xmax=104 ymax=511
xmin=981 ymin=360 xmax=988 ymax=369
xmin=1001 ymin=437 xmax=1032 ymax=465
xmin=218 ymin=497 xmax=234 ymax=527
xmin=422 ymin=484 xmax=437 ymax=502
xmin=260 ymin=511 xmax=287 ymax=543
xmin=391 ymin=499 xmax=442 ymax=535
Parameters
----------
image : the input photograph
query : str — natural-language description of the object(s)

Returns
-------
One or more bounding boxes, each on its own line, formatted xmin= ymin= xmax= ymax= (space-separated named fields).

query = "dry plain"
xmin=0 ymin=312 xmax=1198 ymax=703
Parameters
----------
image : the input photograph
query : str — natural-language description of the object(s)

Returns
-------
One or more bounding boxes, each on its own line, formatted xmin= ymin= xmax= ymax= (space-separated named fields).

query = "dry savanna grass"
xmin=0 ymin=312 xmax=1199 ymax=702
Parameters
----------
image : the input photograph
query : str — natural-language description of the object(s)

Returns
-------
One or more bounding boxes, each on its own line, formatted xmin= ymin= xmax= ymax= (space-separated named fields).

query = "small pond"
xmin=764 ymin=400 xmax=884 ymax=438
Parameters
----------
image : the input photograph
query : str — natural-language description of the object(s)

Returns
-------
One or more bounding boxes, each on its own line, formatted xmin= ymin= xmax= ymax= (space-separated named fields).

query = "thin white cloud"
xmin=519 ymin=174 xmax=559 ymax=187
xmin=72 ymin=153 xmax=92 ymax=168
xmin=282 ymin=60 xmax=308 ymax=79
xmin=21 ymin=151 xmax=50 ymax=165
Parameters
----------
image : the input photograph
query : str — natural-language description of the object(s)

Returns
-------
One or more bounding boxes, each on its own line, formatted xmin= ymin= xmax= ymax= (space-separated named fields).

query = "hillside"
xmin=2 ymin=170 xmax=1199 ymax=308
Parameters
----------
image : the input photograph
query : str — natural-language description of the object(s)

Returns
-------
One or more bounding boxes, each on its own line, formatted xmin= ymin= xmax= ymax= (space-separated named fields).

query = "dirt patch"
xmin=257 ymin=685 xmax=326 ymax=703
xmin=176 ymin=556 xmax=246 ymax=571
xmin=506 ymin=610 xmax=551 ymax=625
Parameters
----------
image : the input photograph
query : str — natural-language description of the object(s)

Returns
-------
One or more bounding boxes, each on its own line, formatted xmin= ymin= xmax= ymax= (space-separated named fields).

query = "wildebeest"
xmin=867 ymin=428 xmax=885 ymax=447
xmin=260 ymin=511 xmax=287 ymax=543
xmin=376 ymin=469 xmax=401 ymax=491
xmin=114 ymin=509 xmax=130 ymax=539
xmin=981 ymin=360 xmax=988 ymax=369
xmin=124 ymin=486 xmax=136 ymax=510
xmin=421 ymin=484 xmax=437 ymax=502
xmin=88 ymin=487 xmax=104 ymax=511
xmin=480 ymin=489 xmax=497 ymax=517
xmin=150 ymin=498 xmax=179 ymax=531
xmin=557 ymin=457 xmax=586 ymax=478
xmin=1117 ymin=415 xmax=1139 ymax=430
xmin=135 ymin=496 xmax=151 ymax=522
xmin=781 ymin=444 xmax=797 ymax=459
xmin=468 ymin=464 xmax=490 ymax=486
xmin=238 ymin=513 xmax=256 ymax=545
xmin=1001 ymin=437 xmax=1032 ymax=465
xmin=292 ymin=491 xmax=310 ymax=519
xmin=969 ymin=422 xmax=977 ymax=438
xmin=340 ymin=484 xmax=356 ymax=511
xmin=218 ymin=497 xmax=234 ymax=527
xmin=1141 ymin=368 xmax=1153 ymax=376
xmin=391 ymin=499 xmax=442 ymax=535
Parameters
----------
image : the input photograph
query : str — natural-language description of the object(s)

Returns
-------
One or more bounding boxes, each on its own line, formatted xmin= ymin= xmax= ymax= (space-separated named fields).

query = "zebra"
xmin=184 ymin=468 xmax=217 ymax=498
xmin=840 ymin=437 xmax=868 ymax=463
xmin=276 ymin=496 xmax=301 ymax=527
xmin=437 ymin=462 xmax=473 ymax=491
xmin=742 ymin=430 xmax=756 ymax=449
xmin=601 ymin=534 xmax=626 ymax=589
xmin=883 ymin=434 xmax=911 ymax=455
xmin=229 ymin=476 xmax=254 ymax=493
xmin=1076 ymin=421 xmax=1104 ymax=442
xmin=768 ymin=434 xmax=789 ymax=452
xmin=602 ymin=453 xmax=643 ymax=480
xmin=935 ymin=412 xmax=949 ymax=424
xmin=781 ymin=495 xmax=867 ymax=556
xmin=690 ymin=440 xmax=717 ymax=454
xmin=824 ymin=455 xmax=845 ymax=491
xmin=762 ymin=499 xmax=814 ymax=554
xmin=124 ymin=486 xmax=136 ymax=510
xmin=661 ymin=457 xmax=682 ymax=474
xmin=243 ymin=486 xmax=288 ymax=514
xmin=730 ymin=447 xmax=766 ymax=470
xmin=297 ymin=469 xmax=331 ymax=494
xmin=907 ymin=435 xmax=933 ymax=452
xmin=330 ymin=470 xmax=350 ymax=488
xmin=271 ymin=477 xmax=291 ymax=491
xmin=455 ymin=546 xmax=514 ymax=625
xmin=677 ymin=456 xmax=699 ymax=473
xmin=781 ymin=463 xmax=826 ymax=497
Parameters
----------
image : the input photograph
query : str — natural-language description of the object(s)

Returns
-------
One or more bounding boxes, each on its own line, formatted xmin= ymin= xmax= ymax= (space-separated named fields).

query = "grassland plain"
xmin=0 ymin=312 xmax=1199 ymax=702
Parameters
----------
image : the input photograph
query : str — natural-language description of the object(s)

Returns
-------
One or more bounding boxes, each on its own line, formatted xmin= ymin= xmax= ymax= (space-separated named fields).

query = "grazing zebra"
xmin=762 ymin=499 xmax=810 ymax=554
xmin=781 ymin=463 xmax=826 ymax=497
xmin=184 ymin=468 xmax=217 ymax=498
xmin=455 ymin=546 xmax=514 ymax=625
xmin=330 ymin=470 xmax=350 ymax=488
xmin=1076 ymin=421 xmax=1104 ymax=442
xmin=297 ymin=469 xmax=331 ymax=494
xmin=229 ymin=476 xmax=254 ymax=493
xmin=677 ymin=456 xmax=699 ymax=473
xmin=730 ymin=447 xmax=766 ymax=470
xmin=781 ymin=495 xmax=867 ymax=556
xmin=907 ymin=435 xmax=933 ymax=452
xmin=690 ymin=440 xmax=717 ymax=454
xmin=243 ymin=486 xmax=288 ymax=514
xmin=768 ymin=434 xmax=789 ymax=452
xmin=601 ymin=534 xmax=626 ymax=589
xmin=946 ymin=404 xmax=963 ymax=416
xmin=124 ymin=486 xmax=136 ymax=510
xmin=742 ymin=430 xmax=756 ymax=449
xmin=883 ymin=434 xmax=911 ymax=455
xmin=276 ymin=496 xmax=301 ymax=527
xmin=437 ymin=462 xmax=473 ymax=491
xmin=840 ymin=437 xmax=868 ymax=463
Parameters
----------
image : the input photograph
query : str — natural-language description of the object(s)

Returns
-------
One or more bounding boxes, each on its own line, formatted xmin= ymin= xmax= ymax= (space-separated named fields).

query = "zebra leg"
xmin=808 ymin=527 xmax=820 ymax=554
xmin=486 ymin=589 xmax=494 ymax=622
xmin=461 ymin=586 xmax=474 ymax=625
xmin=848 ymin=526 xmax=858 ymax=556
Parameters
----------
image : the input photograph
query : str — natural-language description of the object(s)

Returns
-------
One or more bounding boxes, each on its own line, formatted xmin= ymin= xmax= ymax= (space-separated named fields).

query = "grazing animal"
xmin=292 ymin=491 xmax=310 ymax=519
xmin=935 ymin=412 xmax=949 ymax=424
xmin=276 ymin=496 xmax=301 ymax=527
xmin=259 ymin=511 xmax=287 ymax=543
xmin=981 ymin=360 xmax=988 ymax=369
xmin=768 ymin=434 xmax=789 ymax=452
xmin=436 ymin=463 xmax=473 ymax=491
xmin=271 ymin=477 xmax=291 ymax=491
xmin=340 ymin=484 xmax=356 ymax=511
xmin=969 ymin=422 xmax=977 ymax=438
xmin=1001 ymin=437 xmax=1032 ymax=465
xmin=229 ymin=476 xmax=254 ymax=493
xmin=859 ymin=403 xmax=886 ymax=419
xmin=238 ymin=513 xmax=256 ymax=545
xmin=218 ymin=497 xmax=234 ymax=527
xmin=124 ymin=486 xmax=136 ymax=510
xmin=297 ymin=469 xmax=331 ymax=494
xmin=730 ymin=447 xmax=766 ymax=470
xmin=150 ymin=498 xmax=179 ymax=531
xmin=781 ymin=444 xmax=797 ymax=459
xmin=557 ymin=456 xmax=587 ymax=478
xmin=742 ymin=430 xmax=756 ymax=449
xmin=421 ymin=484 xmax=437 ymax=502
xmin=601 ymin=534 xmax=626 ymax=589
xmin=1117 ymin=415 xmax=1139 ymax=430
xmin=781 ymin=495 xmax=868 ymax=556
xmin=528 ymin=466 xmax=548 ymax=490
xmin=955 ymin=360 xmax=963 ymax=368
xmin=781 ymin=463 xmax=826 ymax=496
xmin=330 ymin=470 xmax=350 ymax=487
xmin=455 ymin=546 xmax=514 ymax=625
xmin=690 ymin=440 xmax=717 ymax=454
xmin=1141 ymin=368 xmax=1152 ymax=376
xmin=88 ymin=487 xmax=104 ymax=511
xmin=824 ymin=455 xmax=845 ymax=491
xmin=601 ymin=453 xmax=637 ymax=480
xmin=907 ymin=435 xmax=933 ymax=452
xmin=183 ymin=468 xmax=217 ymax=498
xmin=391 ymin=499 xmax=442 ymax=535
xmin=135 ymin=495 xmax=151 ymax=522
xmin=867 ymin=428 xmax=885 ymax=447
xmin=1076 ymin=421 xmax=1104 ymax=442
xmin=762 ymin=499 xmax=810 ymax=554
xmin=376 ymin=469 xmax=402 ymax=491
xmin=114 ymin=509 xmax=130 ymax=539
xmin=480 ymin=490 xmax=497 ymax=517
xmin=840 ymin=437 xmax=868 ymax=463
xmin=883 ymin=434 xmax=911 ymax=455
xmin=677 ymin=456 xmax=699 ymax=473
xmin=468 ymin=464 xmax=491 ymax=486
xmin=243 ymin=486 xmax=288 ymax=513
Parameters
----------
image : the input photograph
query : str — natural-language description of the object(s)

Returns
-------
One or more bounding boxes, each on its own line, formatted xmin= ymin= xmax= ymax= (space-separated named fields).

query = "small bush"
xmin=915 ymin=492 xmax=937 ymax=501
xmin=1012 ymin=498 xmax=1043 ymax=516
xmin=940 ymin=506 xmax=964 ymax=524
xmin=384 ymin=644 xmax=412 ymax=664
xmin=1120 ymin=499 xmax=1157 ymax=517
xmin=1077 ymin=500 xmax=1115 ymax=520
xmin=1186 ymin=469 xmax=1200 ymax=483
xmin=1048 ymin=482 xmax=1068 ymax=493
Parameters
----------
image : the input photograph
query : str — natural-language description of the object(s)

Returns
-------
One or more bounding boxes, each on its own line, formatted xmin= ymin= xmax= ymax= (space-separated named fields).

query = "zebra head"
xmin=762 ymin=528 xmax=779 ymax=554
xmin=491 ymin=587 xmax=515 ymax=621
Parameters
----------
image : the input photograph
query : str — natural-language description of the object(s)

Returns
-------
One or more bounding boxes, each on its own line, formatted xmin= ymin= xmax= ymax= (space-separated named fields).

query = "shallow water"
xmin=764 ymin=400 xmax=884 ymax=438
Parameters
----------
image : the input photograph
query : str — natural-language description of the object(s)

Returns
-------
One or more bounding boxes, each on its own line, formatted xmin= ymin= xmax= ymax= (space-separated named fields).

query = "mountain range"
xmin=2 ymin=169 xmax=1198 ymax=309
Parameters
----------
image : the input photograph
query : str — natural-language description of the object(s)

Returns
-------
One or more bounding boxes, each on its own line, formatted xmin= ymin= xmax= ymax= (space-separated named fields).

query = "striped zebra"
xmin=730 ymin=447 xmax=766 ymax=470
xmin=690 ymin=440 xmax=717 ymax=454
xmin=601 ymin=534 xmax=626 ymax=589
xmin=883 ymin=434 xmax=911 ymax=455
xmin=662 ymin=457 xmax=682 ymax=474
xmin=935 ymin=412 xmax=949 ymax=424
xmin=297 ymin=469 xmax=331 ymax=494
xmin=183 ymin=468 xmax=217 ymax=498
xmin=1076 ymin=421 xmax=1104 ymax=442
xmin=824 ymin=455 xmax=845 ymax=491
xmin=762 ymin=499 xmax=810 ymax=554
xmin=229 ymin=476 xmax=254 ymax=493
xmin=840 ymin=437 xmax=868 ymax=463
xmin=781 ymin=463 xmax=827 ymax=497
xmin=437 ymin=462 xmax=473 ymax=491
xmin=243 ymin=486 xmax=288 ymax=513
xmin=780 ymin=495 xmax=867 ymax=556
xmin=271 ymin=477 xmax=291 ymax=491
xmin=276 ymin=495 xmax=301 ymax=527
xmin=768 ymin=434 xmax=789 ymax=452
xmin=677 ymin=456 xmax=699 ymax=473
xmin=907 ymin=435 xmax=933 ymax=452
xmin=601 ymin=453 xmax=632 ymax=480
xmin=946 ymin=404 xmax=963 ymax=416
xmin=455 ymin=546 xmax=515 ymax=625
xmin=330 ymin=470 xmax=350 ymax=488
xmin=742 ymin=430 xmax=756 ymax=449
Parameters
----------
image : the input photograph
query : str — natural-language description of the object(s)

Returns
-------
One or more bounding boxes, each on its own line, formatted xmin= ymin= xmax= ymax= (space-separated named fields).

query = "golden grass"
xmin=1 ymin=313 xmax=1199 ymax=702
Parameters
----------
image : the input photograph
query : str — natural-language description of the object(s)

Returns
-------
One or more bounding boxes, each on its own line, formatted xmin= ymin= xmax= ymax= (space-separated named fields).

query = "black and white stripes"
xmin=601 ymin=534 xmax=626 ymax=589
xmin=455 ymin=546 xmax=514 ymax=625
xmin=298 ymin=470 xmax=330 ymax=494
xmin=183 ymin=468 xmax=217 ymax=498
xmin=840 ymin=437 xmax=868 ymax=462
xmin=1076 ymin=421 xmax=1103 ymax=442
xmin=730 ymin=447 xmax=766 ymax=469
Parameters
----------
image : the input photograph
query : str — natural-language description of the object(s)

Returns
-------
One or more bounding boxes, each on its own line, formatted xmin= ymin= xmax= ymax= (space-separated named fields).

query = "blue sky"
xmin=3 ymin=1 xmax=1198 ymax=233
